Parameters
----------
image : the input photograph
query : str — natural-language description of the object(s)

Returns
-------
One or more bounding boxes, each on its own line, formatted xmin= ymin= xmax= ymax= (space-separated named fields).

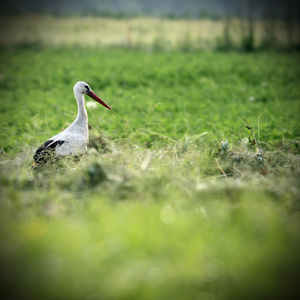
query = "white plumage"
xmin=33 ymin=81 xmax=111 ymax=166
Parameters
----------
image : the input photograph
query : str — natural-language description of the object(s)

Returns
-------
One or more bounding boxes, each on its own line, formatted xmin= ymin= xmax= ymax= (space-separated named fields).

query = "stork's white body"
xmin=33 ymin=81 xmax=111 ymax=166
xmin=50 ymin=130 xmax=88 ymax=156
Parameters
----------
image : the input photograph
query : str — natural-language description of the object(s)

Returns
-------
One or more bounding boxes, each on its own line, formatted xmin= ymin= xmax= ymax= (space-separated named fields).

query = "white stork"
xmin=32 ymin=81 xmax=112 ymax=167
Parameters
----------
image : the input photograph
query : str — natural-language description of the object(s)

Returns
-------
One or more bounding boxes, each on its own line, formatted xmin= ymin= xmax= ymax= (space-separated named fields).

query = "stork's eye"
xmin=84 ymin=85 xmax=90 ymax=91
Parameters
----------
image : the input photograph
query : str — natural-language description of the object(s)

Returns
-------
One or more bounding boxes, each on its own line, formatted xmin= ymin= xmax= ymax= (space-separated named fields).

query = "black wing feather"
xmin=33 ymin=139 xmax=65 ymax=166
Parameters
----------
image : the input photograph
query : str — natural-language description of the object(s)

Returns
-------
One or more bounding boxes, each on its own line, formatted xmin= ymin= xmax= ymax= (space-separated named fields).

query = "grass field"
xmin=0 ymin=43 xmax=300 ymax=299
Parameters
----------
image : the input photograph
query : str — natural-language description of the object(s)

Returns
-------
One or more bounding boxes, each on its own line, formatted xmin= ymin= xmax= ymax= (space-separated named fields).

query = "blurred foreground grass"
xmin=0 ymin=48 xmax=299 ymax=299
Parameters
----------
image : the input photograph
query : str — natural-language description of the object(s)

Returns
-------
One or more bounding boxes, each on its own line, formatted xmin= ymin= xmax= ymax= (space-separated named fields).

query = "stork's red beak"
xmin=87 ymin=90 xmax=112 ymax=110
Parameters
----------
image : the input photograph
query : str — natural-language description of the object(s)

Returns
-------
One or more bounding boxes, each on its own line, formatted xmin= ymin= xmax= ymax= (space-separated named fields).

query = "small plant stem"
xmin=215 ymin=158 xmax=228 ymax=180
xmin=243 ymin=117 xmax=264 ymax=161
xmin=243 ymin=118 xmax=257 ymax=146
xmin=257 ymin=110 xmax=267 ymax=142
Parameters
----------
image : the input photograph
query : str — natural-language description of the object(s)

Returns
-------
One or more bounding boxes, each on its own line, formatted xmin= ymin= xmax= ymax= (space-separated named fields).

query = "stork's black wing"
xmin=32 ymin=139 xmax=65 ymax=167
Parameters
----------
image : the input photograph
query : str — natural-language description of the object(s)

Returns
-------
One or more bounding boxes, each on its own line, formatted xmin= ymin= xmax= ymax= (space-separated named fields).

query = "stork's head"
xmin=74 ymin=81 xmax=112 ymax=110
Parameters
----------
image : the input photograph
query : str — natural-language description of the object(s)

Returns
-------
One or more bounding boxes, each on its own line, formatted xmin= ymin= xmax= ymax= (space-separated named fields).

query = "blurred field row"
xmin=0 ymin=15 xmax=299 ymax=50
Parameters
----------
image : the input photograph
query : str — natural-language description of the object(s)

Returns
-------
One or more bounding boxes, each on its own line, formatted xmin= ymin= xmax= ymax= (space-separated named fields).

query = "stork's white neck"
xmin=73 ymin=89 xmax=88 ymax=126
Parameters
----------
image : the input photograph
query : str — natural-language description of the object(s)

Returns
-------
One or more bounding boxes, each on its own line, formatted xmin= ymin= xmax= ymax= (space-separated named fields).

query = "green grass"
xmin=0 ymin=47 xmax=300 ymax=300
